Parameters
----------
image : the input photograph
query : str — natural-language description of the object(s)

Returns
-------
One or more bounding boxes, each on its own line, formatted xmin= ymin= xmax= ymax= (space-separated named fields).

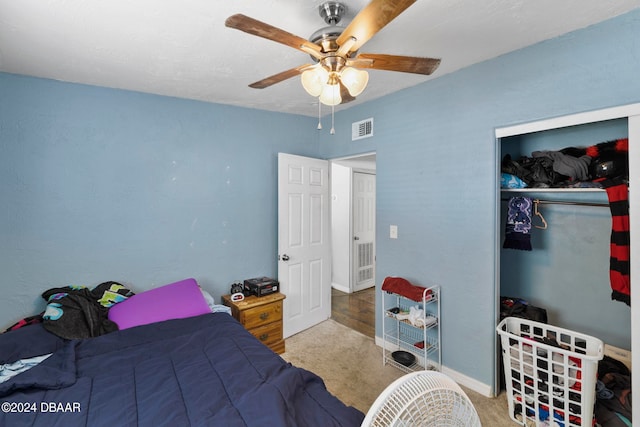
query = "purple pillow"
xmin=108 ymin=278 xmax=211 ymax=330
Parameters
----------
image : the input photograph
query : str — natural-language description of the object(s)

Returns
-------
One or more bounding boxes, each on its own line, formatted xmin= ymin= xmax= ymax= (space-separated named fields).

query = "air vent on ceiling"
xmin=352 ymin=118 xmax=373 ymax=141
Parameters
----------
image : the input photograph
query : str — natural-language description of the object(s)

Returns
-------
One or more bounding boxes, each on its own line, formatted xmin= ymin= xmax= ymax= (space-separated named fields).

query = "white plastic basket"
xmin=497 ymin=317 xmax=603 ymax=427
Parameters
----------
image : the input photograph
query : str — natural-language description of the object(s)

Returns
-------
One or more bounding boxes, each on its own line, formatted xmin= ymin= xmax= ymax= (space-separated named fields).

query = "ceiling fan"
xmin=225 ymin=0 xmax=441 ymax=107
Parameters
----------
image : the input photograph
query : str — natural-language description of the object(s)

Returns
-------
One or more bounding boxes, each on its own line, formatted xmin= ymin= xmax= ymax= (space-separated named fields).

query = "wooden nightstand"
xmin=222 ymin=292 xmax=286 ymax=354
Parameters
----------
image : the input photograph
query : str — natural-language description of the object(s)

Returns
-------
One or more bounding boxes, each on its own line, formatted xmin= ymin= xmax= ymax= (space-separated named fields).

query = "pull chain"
xmin=317 ymin=98 xmax=322 ymax=130
xmin=330 ymin=104 xmax=335 ymax=135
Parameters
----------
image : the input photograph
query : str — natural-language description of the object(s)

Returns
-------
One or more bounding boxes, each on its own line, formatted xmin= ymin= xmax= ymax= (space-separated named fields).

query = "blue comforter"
xmin=0 ymin=313 xmax=364 ymax=426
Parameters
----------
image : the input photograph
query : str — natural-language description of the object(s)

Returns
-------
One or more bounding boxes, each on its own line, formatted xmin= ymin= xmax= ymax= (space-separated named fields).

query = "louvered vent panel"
xmin=357 ymin=242 xmax=374 ymax=282
xmin=352 ymin=118 xmax=374 ymax=140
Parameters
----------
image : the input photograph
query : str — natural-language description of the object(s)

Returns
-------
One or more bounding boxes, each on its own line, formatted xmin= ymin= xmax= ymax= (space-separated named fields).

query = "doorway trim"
xmin=329 ymin=152 xmax=377 ymax=294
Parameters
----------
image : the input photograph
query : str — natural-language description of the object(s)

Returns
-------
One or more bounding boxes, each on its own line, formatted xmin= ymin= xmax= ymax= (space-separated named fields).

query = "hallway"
xmin=331 ymin=287 xmax=375 ymax=338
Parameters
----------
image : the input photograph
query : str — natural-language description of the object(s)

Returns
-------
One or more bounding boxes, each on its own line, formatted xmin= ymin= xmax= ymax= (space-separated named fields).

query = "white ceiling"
xmin=1 ymin=0 xmax=639 ymax=117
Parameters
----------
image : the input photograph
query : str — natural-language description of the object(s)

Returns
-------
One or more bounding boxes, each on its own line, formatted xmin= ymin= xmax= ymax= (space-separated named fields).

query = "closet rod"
xmin=500 ymin=198 xmax=609 ymax=208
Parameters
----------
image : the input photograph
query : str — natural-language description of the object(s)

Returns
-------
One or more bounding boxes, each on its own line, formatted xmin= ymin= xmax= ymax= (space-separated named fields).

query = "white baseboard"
xmin=441 ymin=366 xmax=493 ymax=397
xmin=375 ymin=336 xmax=394 ymax=351
xmin=374 ymin=336 xmax=493 ymax=398
xmin=332 ymin=282 xmax=351 ymax=293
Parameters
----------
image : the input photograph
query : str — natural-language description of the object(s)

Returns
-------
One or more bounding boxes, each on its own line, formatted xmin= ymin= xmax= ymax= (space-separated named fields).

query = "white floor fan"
xmin=361 ymin=371 xmax=482 ymax=427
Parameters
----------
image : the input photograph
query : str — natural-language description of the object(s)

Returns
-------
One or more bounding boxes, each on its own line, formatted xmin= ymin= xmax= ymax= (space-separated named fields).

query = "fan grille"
xmin=362 ymin=371 xmax=481 ymax=427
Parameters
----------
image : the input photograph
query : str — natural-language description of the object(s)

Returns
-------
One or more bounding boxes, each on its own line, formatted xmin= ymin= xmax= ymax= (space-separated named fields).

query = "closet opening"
xmin=494 ymin=104 xmax=639 ymax=426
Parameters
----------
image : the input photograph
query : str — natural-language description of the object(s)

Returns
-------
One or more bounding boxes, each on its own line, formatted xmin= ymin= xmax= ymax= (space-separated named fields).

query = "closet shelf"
xmin=501 ymin=188 xmax=605 ymax=193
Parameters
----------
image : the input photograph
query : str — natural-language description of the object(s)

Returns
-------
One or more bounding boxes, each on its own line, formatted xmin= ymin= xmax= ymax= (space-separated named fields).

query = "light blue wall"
xmin=0 ymin=73 xmax=318 ymax=325
xmin=319 ymin=9 xmax=640 ymax=390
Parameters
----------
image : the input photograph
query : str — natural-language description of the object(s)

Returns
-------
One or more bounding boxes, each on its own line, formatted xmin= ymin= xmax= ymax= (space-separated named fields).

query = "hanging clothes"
xmin=503 ymin=197 xmax=533 ymax=251
xmin=601 ymin=178 xmax=630 ymax=306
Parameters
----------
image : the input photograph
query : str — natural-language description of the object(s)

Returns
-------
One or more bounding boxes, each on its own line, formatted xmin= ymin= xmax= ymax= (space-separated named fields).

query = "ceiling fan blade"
xmin=226 ymin=14 xmax=323 ymax=58
xmin=248 ymin=64 xmax=314 ymax=89
xmin=351 ymin=53 xmax=441 ymax=75
xmin=336 ymin=0 xmax=416 ymax=53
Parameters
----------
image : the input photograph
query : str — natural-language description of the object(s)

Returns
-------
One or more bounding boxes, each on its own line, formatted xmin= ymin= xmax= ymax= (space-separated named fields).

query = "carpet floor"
xmin=281 ymin=319 xmax=514 ymax=426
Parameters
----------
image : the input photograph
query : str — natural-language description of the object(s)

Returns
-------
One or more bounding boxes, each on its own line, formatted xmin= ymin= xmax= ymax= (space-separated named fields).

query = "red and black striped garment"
xmin=602 ymin=177 xmax=630 ymax=306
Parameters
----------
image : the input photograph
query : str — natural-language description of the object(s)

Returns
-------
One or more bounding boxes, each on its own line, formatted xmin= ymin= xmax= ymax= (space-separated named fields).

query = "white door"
xmin=352 ymin=172 xmax=376 ymax=292
xmin=278 ymin=153 xmax=331 ymax=338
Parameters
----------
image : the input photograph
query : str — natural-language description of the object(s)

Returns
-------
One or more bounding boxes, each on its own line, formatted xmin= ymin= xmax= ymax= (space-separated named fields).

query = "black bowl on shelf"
xmin=391 ymin=350 xmax=415 ymax=367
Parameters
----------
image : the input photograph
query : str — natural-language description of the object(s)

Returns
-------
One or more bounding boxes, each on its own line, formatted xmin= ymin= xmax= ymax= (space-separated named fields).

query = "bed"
xmin=0 ymin=279 xmax=365 ymax=427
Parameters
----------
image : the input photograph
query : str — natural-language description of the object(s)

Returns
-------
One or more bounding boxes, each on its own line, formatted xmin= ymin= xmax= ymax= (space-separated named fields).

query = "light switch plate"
xmin=390 ymin=225 xmax=398 ymax=239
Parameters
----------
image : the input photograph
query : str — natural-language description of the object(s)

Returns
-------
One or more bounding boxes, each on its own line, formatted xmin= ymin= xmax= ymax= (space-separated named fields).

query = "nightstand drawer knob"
xmin=259 ymin=333 xmax=269 ymax=341
xmin=260 ymin=312 xmax=269 ymax=320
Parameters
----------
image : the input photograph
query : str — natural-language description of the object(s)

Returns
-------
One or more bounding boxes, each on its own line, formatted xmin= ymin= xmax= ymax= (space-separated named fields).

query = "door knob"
xmin=281 ymin=254 xmax=290 ymax=261
xmin=354 ymin=236 xmax=360 ymax=240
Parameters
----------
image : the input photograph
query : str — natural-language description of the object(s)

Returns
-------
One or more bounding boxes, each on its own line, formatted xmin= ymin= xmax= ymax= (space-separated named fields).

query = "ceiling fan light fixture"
xmin=227 ymin=0 xmax=441 ymax=117
xmin=319 ymin=79 xmax=342 ymax=106
xmin=301 ymin=66 xmax=329 ymax=97
xmin=340 ymin=67 xmax=368 ymax=96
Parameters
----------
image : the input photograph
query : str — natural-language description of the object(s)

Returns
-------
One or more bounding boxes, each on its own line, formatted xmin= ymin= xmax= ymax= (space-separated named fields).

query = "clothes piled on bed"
xmin=41 ymin=281 xmax=134 ymax=339
xmin=3 ymin=281 xmax=135 ymax=338
xmin=4 ymin=279 xmax=233 ymax=338
xmin=3 ymin=314 xmax=43 ymax=333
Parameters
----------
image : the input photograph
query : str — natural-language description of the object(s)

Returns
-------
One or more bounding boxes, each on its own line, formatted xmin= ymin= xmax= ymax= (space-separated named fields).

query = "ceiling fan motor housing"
xmin=309 ymin=2 xmax=349 ymax=60
xmin=319 ymin=1 xmax=346 ymax=25
xmin=310 ymin=26 xmax=343 ymax=54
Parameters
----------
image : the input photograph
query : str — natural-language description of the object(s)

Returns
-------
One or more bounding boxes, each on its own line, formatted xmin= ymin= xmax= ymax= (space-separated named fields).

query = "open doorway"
xmin=329 ymin=153 xmax=376 ymax=337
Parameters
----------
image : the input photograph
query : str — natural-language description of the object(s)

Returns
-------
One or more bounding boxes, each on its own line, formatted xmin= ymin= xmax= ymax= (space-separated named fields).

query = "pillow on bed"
xmin=108 ymin=278 xmax=212 ymax=330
